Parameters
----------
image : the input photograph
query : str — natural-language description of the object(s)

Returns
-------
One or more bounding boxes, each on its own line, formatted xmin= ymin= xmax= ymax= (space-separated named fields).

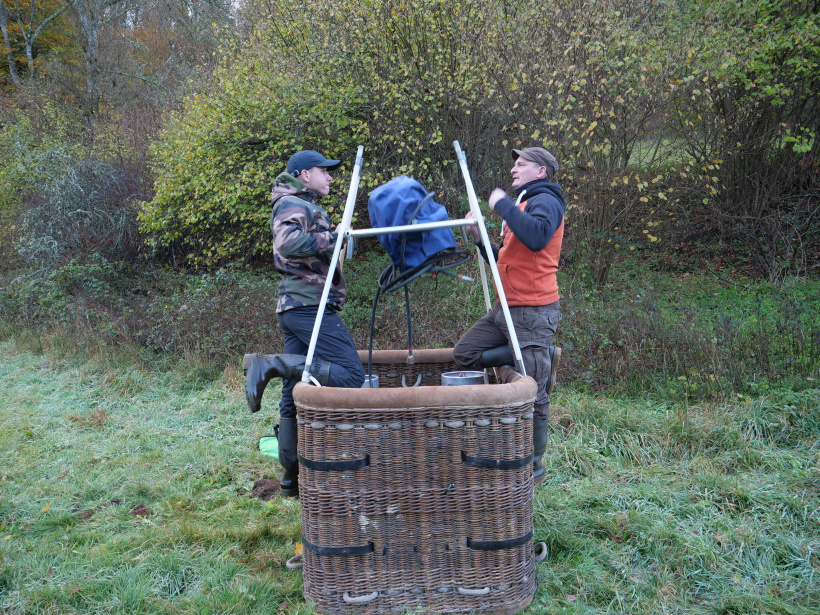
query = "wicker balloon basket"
xmin=292 ymin=348 xmax=541 ymax=615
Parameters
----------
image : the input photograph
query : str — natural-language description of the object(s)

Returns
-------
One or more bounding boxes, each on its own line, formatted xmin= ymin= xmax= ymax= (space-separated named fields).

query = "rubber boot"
xmin=277 ymin=417 xmax=300 ymax=498
xmin=479 ymin=345 xmax=515 ymax=368
xmin=532 ymin=414 xmax=550 ymax=486
xmin=243 ymin=354 xmax=332 ymax=413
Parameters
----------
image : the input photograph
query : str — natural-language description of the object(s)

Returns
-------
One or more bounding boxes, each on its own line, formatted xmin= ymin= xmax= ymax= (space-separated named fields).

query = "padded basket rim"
xmin=356 ymin=348 xmax=454 ymax=364
xmin=293 ymin=375 xmax=537 ymax=410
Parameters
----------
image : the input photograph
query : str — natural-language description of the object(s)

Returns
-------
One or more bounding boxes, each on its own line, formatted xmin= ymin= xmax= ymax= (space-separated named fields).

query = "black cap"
xmin=286 ymin=150 xmax=341 ymax=176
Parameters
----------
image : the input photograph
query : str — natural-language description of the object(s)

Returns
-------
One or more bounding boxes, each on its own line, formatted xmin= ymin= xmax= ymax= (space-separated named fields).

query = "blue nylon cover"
xmin=367 ymin=176 xmax=456 ymax=269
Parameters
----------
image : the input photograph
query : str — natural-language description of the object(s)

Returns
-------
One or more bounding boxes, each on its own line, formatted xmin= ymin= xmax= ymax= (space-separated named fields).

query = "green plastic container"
xmin=258 ymin=436 xmax=279 ymax=461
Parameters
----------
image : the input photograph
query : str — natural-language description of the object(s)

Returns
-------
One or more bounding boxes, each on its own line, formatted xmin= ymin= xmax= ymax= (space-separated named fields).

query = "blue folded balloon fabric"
xmin=367 ymin=176 xmax=456 ymax=270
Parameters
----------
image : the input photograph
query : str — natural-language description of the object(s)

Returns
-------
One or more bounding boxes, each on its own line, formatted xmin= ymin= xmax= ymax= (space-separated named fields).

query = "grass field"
xmin=1 ymin=336 xmax=818 ymax=614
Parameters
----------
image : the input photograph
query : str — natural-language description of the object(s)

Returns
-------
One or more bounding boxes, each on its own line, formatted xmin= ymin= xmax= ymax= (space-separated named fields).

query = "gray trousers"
xmin=453 ymin=301 xmax=561 ymax=418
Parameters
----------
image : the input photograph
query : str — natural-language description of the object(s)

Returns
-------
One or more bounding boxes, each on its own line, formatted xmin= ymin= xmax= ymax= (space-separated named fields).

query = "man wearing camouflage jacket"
xmin=244 ymin=150 xmax=365 ymax=497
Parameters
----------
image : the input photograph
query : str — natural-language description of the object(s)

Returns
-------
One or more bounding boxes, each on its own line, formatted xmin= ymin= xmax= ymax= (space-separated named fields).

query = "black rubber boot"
xmin=243 ymin=354 xmax=332 ymax=413
xmin=479 ymin=345 xmax=515 ymax=368
xmin=532 ymin=414 xmax=550 ymax=486
xmin=277 ymin=417 xmax=299 ymax=498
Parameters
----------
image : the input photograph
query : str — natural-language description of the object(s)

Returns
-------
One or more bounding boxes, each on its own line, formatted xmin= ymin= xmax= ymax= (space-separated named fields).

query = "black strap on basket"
xmin=461 ymin=450 xmax=533 ymax=469
xmin=467 ymin=529 xmax=533 ymax=551
xmin=298 ymin=454 xmax=370 ymax=471
xmin=302 ymin=537 xmax=375 ymax=556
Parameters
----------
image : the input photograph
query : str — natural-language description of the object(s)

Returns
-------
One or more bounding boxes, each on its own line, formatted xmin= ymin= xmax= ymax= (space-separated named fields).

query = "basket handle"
xmin=285 ymin=555 xmax=303 ymax=569
xmin=458 ymin=586 xmax=490 ymax=596
xmin=343 ymin=591 xmax=379 ymax=604
xmin=534 ymin=542 xmax=548 ymax=562
xmin=401 ymin=374 xmax=423 ymax=387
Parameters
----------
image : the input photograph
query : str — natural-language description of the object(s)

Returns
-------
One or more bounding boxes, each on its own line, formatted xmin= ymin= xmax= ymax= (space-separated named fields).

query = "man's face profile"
xmin=510 ymin=157 xmax=546 ymax=189
xmin=301 ymin=166 xmax=333 ymax=196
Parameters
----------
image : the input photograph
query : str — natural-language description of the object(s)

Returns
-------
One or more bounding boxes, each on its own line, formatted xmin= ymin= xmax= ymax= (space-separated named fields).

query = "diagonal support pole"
xmin=453 ymin=141 xmax=526 ymax=377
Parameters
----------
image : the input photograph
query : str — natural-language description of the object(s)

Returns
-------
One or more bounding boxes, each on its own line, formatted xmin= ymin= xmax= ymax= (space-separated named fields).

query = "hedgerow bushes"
xmin=669 ymin=0 xmax=820 ymax=279
xmin=0 ymin=111 xmax=151 ymax=273
xmin=139 ymin=0 xmax=701 ymax=276
xmin=139 ymin=0 xmax=819 ymax=284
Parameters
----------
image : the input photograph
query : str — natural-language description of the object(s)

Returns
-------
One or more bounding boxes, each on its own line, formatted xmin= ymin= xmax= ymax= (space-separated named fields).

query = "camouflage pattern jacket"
xmin=270 ymin=172 xmax=346 ymax=313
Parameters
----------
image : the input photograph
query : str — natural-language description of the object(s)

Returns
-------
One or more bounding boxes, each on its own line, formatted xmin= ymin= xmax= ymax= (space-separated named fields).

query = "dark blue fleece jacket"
xmin=477 ymin=178 xmax=566 ymax=260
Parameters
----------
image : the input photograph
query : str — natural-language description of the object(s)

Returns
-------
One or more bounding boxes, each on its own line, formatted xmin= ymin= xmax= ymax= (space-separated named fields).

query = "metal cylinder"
xmin=441 ymin=371 xmax=485 ymax=386
xmin=361 ymin=374 xmax=380 ymax=388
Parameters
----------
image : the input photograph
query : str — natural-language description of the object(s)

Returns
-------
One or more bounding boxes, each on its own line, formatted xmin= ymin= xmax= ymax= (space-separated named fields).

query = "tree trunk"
xmin=74 ymin=0 xmax=102 ymax=118
xmin=2 ymin=0 xmax=74 ymax=83
xmin=25 ymin=36 xmax=35 ymax=77
xmin=0 ymin=1 xmax=22 ymax=86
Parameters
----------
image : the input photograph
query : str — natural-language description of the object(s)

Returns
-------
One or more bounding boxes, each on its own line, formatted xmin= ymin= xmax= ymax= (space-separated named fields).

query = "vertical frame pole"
xmin=453 ymin=141 xmax=526 ymax=377
xmin=302 ymin=145 xmax=365 ymax=383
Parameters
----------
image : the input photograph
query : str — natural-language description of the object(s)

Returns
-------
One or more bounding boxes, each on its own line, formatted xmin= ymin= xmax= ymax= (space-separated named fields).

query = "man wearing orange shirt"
xmin=454 ymin=146 xmax=564 ymax=486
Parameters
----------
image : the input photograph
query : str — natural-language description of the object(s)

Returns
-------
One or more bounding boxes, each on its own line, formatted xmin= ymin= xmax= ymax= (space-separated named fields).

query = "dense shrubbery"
xmin=669 ymin=0 xmax=820 ymax=279
xmin=3 ymin=1 xmax=816 ymax=281
xmin=18 ymin=159 xmax=141 ymax=267
xmin=138 ymin=0 xmax=819 ymax=284
xmin=141 ymin=0 xmax=701 ymax=276
xmin=0 ymin=112 xmax=151 ymax=273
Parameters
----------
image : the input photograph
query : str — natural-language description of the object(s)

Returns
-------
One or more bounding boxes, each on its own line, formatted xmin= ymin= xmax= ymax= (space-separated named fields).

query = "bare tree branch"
xmin=4 ymin=0 xmax=74 ymax=78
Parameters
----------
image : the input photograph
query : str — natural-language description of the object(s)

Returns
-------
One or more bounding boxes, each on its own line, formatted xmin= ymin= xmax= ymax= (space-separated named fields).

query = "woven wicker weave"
xmin=293 ymin=349 xmax=539 ymax=614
